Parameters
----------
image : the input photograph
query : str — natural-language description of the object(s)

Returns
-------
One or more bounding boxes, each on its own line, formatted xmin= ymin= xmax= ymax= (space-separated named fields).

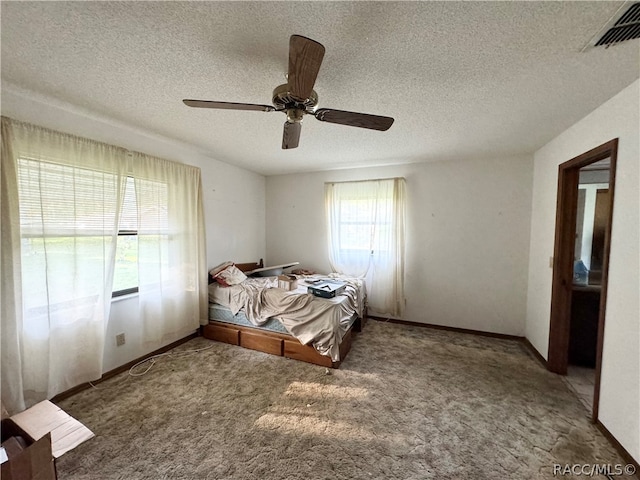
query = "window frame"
xmin=112 ymin=176 xmax=139 ymax=298
xmin=112 ymin=229 xmax=139 ymax=297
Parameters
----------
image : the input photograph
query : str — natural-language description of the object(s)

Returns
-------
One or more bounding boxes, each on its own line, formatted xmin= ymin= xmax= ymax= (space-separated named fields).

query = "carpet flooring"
xmin=56 ymin=320 xmax=631 ymax=479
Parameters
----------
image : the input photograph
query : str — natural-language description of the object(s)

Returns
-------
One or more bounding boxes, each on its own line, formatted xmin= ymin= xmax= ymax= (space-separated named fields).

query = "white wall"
xmin=525 ymin=80 xmax=639 ymax=462
xmin=2 ymin=85 xmax=266 ymax=373
xmin=266 ymin=155 xmax=533 ymax=335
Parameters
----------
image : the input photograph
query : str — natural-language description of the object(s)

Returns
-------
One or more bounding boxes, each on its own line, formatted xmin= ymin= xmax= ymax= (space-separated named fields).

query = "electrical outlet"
xmin=116 ymin=333 xmax=125 ymax=347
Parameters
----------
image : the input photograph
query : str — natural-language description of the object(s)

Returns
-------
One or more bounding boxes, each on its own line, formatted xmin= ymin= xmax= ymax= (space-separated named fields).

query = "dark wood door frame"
xmin=547 ymin=138 xmax=617 ymax=423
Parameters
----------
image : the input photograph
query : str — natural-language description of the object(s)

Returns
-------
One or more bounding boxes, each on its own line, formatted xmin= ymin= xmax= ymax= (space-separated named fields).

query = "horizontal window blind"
xmin=118 ymin=176 xmax=137 ymax=232
xmin=135 ymin=177 xmax=169 ymax=235
xmin=17 ymin=158 xmax=121 ymax=237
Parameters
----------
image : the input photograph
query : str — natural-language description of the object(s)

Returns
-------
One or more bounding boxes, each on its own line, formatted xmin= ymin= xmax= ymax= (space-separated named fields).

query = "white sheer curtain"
xmin=130 ymin=153 xmax=207 ymax=344
xmin=326 ymin=178 xmax=406 ymax=317
xmin=1 ymin=118 xmax=26 ymax=413
xmin=1 ymin=117 xmax=126 ymax=412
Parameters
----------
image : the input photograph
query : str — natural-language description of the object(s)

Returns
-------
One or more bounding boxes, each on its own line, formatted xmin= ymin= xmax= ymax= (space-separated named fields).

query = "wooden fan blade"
xmin=288 ymin=35 xmax=325 ymax=101
xmin=183 ymin=99 xmax=275 ymax=112
xmin=282 ymin=121 xmax=302 ymax=149
xmin=314 ymin=108 xmax=394 ymax=131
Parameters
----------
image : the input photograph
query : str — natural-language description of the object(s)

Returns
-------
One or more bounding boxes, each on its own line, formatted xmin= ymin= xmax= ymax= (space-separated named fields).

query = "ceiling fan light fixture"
xmin=286 ymin=108 xmax=305 ymax=123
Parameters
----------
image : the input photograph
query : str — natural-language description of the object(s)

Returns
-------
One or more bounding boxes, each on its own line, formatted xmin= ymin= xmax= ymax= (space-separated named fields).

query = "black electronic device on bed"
xmin=308 ymin=280 xmax=347 ymax=298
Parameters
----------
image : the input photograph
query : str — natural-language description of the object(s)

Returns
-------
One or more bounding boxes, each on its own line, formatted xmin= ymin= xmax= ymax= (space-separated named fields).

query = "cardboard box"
xmin=10 ymin=401 xmax=94 ymax=459
xmin=277 ymin=274 xmax=298 ymax=290
xmin=1 ymin=418 xmax=56 ymax=480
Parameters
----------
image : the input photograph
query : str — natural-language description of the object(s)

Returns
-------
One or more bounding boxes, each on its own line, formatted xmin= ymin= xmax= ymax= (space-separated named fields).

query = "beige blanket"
xmin=209 ymin=276 xmax=365 ymax=361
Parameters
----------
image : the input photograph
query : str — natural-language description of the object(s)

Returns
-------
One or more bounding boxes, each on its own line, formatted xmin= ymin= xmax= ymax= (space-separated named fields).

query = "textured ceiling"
xmin=1 ymin=1 xmax=638 ymax=175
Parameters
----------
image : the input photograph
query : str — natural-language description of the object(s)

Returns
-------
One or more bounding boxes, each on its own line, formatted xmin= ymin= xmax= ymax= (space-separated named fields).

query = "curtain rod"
xmin=2 ymin=116 xmax=199 ymax=172
xmin=324 ymin=177 xmax=405 ymax=186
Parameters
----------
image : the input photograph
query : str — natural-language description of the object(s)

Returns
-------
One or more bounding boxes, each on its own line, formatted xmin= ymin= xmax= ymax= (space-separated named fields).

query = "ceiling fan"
xmin=183 ymin=35 xmax=394 ymax=149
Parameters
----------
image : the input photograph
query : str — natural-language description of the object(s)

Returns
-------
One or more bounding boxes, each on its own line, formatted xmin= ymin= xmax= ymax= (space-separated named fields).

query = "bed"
xmin=202 ymin=260 xmax=366 ymax=368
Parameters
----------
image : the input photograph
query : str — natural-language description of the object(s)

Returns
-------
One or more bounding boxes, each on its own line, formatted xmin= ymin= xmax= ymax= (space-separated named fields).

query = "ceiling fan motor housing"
xmin=272 ymin=83 xmax=318 ymax=118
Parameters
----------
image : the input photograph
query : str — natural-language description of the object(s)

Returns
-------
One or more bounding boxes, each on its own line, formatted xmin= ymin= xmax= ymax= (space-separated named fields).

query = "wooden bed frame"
xmin=202 ymin=259 xmax=364 ymax=368
xmin=202 ymin=321 xmax=353 ymax=368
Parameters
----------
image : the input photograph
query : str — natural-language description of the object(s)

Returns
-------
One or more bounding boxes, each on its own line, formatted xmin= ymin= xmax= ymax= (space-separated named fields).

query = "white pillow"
xmin=212 ymin=264 xmax=247 ymax=287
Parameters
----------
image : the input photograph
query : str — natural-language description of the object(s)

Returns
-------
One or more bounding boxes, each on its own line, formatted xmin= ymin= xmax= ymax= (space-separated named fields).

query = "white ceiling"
xmin=1 ymin=1 xmax=638 ymax=176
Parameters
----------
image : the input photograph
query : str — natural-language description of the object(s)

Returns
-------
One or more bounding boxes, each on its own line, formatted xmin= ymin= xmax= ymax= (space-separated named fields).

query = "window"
xmin=17 ymin=157 xmax=121 ymax=311
xmin=112 ymin=176 xmax=138 ymax=297
xmin=4 ymin=116 xmax=207 ymax=409
xmin=112 ymin=175 xmax=170 ymax=297
xmin=325 ymin=178 xmax=406 ymax=317
xmin=336 ymin=196 xmax=393 ymax=255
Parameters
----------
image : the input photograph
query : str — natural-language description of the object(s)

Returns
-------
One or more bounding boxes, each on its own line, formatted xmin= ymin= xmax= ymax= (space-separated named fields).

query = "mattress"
xmin=208 ymin=303 xmax=290 ymax=334
xmin=208 ymin=302 xmax=358 ymax=335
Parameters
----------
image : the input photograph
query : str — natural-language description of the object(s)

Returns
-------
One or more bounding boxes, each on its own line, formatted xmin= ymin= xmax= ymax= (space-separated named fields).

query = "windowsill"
xmin=111 ymin=292 xmax=139 ymax=302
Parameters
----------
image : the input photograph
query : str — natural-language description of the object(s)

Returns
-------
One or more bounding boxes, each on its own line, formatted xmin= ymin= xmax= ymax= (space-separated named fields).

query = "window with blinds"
xmin=17 ymin=158 xmax=169 ymax=299
xmin=113 ymin=175 xmax=170 ymax=296
xmin=17 ymin=158 xmax=120 ymax=236
xmin=17 ymin=158 xmax=122 ymax=308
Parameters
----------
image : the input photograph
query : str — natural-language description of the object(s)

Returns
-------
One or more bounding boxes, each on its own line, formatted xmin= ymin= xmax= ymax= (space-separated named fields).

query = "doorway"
xmin=547 ymin=139 xmax=617 ymax=422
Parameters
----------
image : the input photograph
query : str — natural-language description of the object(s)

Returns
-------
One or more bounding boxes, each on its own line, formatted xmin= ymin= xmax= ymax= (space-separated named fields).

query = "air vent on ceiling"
xmin=594 ymin=2 xmax=640 ymax=47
